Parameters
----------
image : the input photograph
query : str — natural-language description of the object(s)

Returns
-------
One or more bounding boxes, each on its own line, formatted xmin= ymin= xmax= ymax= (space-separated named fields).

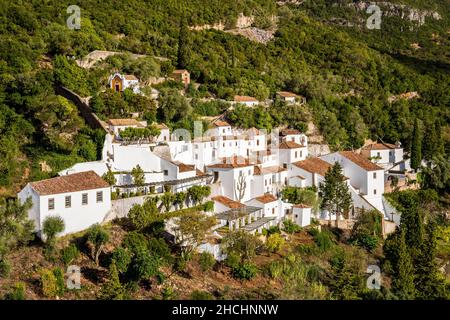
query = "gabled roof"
xmin=254 ymin=165 xmax=287 ymax=175
xmin=212 ymin=196 xmax=245 ymax=209
xmin=293 ymin=203 xmax=312 ymax=208
xmin=108 ymin=119 xmax=145 ymax=127
xmin=234 ymin=95 xmax=258 ymax=102
xmin=170 ymin=161 xmax=195 ymax=173
xmin=207 ymin=156 xmax=257 ymax=169
xmin=247 ymin=127 xmax=262 ymax=135
xmin=277 ymin=91 xmax=298 ymax=98
xmin=280 ymin=128 xmax=301 ymax=136
xmin=154 ymin=123 xmax=169 ymax=130
xmin=211 ymin=120 xmax=230 ymax=127
xmin=339 ymin=151 xmax=383 ymax=171
xmin=362 ymin=142 xmax=399 ymax=150
xmin=30 ymin=171 xmax=109 ymax=196
xmin=292 ymin=158 xmax=332 ymax=177
xmin=279 ymin=141 xmax=304 ymax=149
xmin=172 ymin=69 xmax=189 ymax=74
xmin=255 ymin=194 xmax=278 ymax=204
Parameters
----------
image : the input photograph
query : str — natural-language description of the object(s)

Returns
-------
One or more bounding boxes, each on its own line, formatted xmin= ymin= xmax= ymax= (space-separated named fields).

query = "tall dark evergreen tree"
xmin=177 ymin=17 xmax=189 ymax=69
xmin=410 ymin=118 xmax=422 ymax=171
xmin=414 ymin=222 xmax=447 ymax=299
xmin=319 ymin=162 xmax=352 ymax=228
xmin=422 ymin=120 xmax=438 ymax=161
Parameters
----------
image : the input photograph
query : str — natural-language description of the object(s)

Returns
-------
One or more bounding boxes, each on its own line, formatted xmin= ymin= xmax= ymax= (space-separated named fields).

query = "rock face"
xmin=348 ymin=1 xmax=442 ymax=27
xmin=190 ymin=13 xmax=277 ymax=44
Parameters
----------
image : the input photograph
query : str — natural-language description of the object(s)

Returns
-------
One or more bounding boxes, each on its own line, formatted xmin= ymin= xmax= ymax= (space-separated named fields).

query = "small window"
xmin=82 ymin=193 xmax=88 ymax=205
xmin=295 ymin=151 xmax=298 ymax=158
xmin=291 ymin=138 xmax=294 ymax=142
xmin=272 ymin=208 xmax=275 ymax=214
xmin=248 ymin=170 xmax=251 ymax=175
xmin=300 ymin=151 xmax=303 ymax=158
xmin=48 ymin=198 xmax=55 ymax=210
xmin=212 ymin=150 xmax=215 ymax=158
xmin=373 ymin=172 xmax=377 ymax=179
xmin=164 ymin=170 xmax=168 ymax=176
xmin=257 ymin=140 xmax=260 ymax=146
xmin=195 ymin=154 xmax=198 ymax=160
xmin=265 ymin=179 xmax=267 ymax=186
xmin=377 ymin=152 xmax=380 ymax=157
xmin=96 ymin=191 xmax=103 ymax=203
xmin=222 ymin=129 xmax=225 ymax=134
xmin=374 ymin=189 xmax=377 ymax=195
xmin=65 ymin=196 xmax=71 ymax=208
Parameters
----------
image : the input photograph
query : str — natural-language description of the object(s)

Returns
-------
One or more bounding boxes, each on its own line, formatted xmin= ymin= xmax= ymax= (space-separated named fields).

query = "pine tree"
xmin=177 ymin=17 xmax=189 ymax=69
xmin=410 ymin=118 xmax=422 ymax=171
xmin=319 ymin=162 xmax=352 ymax=228
xmin=99 ymin=260 xmax=125 ymax=300
xmin=422 ymin=120 xmax=437 ymax=161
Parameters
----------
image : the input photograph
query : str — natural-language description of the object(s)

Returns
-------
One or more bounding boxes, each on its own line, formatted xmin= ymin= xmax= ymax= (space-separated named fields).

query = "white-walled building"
xmin=154 ymin=123 xmax=170 ymax=142
xmin=109 ymin=73 xmax=140 ymax=94
xmin=107 ymin=118 xmax=147 ymax=137
xmin=290 ymin=157 xmax=332 ymax=188
xmin=18 ymin=171 xmax=111 ymax=239
xmin=360 ymin=142 xmax=404 ymax=168
xmin=233 ymin=95 xmax=259 ymax=107
xmin=291 ymin=204 xmax=312 ymax=227
xmin=320 ymin=151 xmax=385 ymax=212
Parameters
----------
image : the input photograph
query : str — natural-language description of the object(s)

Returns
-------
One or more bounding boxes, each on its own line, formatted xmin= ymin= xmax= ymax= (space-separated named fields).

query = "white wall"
xmin=292 ymin=207 xmax=311 ymax=227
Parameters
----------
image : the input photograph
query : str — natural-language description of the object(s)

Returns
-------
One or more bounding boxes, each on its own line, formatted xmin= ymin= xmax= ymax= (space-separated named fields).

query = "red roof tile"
xmin=279 ymin=141 xmax=304 ymax=149
xmin=292 ymin=158 xmax=332 ymax=177
xmin=212 ymin=196 xmax=245 ymax=209
xmin=339 ymin=151 xmax=383 ymax=171
xmin=30 ymin=171 xmax=109 ymax=195
xmin=255 ymin=194 xmax=278 ymax=204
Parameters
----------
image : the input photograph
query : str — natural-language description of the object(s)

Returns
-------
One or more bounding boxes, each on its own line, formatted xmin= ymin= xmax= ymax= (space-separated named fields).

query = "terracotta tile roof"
xmin=196 ymin=169 xmax=205 ymax=176
xmin=362 ymin=142 xmax=398 ymax=150
xmin=30 ymin=171 xmax=109 ymax=196
xmin=124 ymin=75 xmax=138 ymax=80
xmin=234 ymin=95 xmax=258 ymax=102
xmin=171 ymin=161 xmax=195 ymax=172
xmin=279 ymin=141 xmax=304 ymax=149
xmin=255 ymin=166 xmax=287 ymax=175
xmin=290 ymin=175 xmax=306 ymax=180
xmin=212 ymin=196 xmax=245 ymax=209
xmin=277 ymin=91 xmax=298 ymax=98
xmin=247 ymin=127 xmax=262 ymax=135
xmin=280 ymin=129 xmax=301 ymax=136
xmin=207 ymin=156 xmax=257 ymax=169
xmin=211 ymin=120 xmax=230 ymax=127
xmin=255 ymin=194 xmax=277 ymax=204
xmin=292 ymin=158 xmax=332 ymax=177
xmin=154 ymin=123 xmax=169 ymax=130
xmin=339 ymin=151 xmax=383 ymax=171
xmin=254 ymin=166 xmax=261 ymax=175
xmin=108 ymin=119 xmax=145 ymax=127
xmin=293 ymin=204 xmax=312 ymax=208
xmin=172 ymin=69 xmax=189 ymax=74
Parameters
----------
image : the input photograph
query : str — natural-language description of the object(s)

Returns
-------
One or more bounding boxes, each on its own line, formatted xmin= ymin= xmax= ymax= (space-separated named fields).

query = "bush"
xmin=122 ymin=231 xmax=148 ymax=254
xmin=313 ymin=230 xmax=334 ymax=252
xmin=353 ymin=234 xmax=379 ymax=251
xmin=190 ymin=290 xmax=214 ymax=300
xmin=0 ymin=259 xmax=11 ymax=278
xmin=282 ymin=220 xmax=301 ymax=234
xmin=199 ymin=252 xmax=215 ymax=272
xmin=266 ymin=233 xmax=285 ymax=253
xmin=110 ymin=247 xmax=132 ymax=273
xmin=224 ymin=252 xmax=240 ymax=269
xmin=61 ymin=244 xmax=80 ymax=265
xmin=148 ymin=238 xmax=172 ymax=264
xmin=40 ymin=269 xmax=58 ymax=298
xmin=3 ymin=282 xmax=26 ymax=300
xmin=232 ymin=262 xmax=258 ymax=280
xmin=267 ymin=261 xmax=284 ymax=279
xmin=161 ymin=285 xmax=177 ymax=300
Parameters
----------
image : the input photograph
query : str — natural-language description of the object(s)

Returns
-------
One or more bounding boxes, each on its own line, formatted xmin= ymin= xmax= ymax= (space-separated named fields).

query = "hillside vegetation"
xmin=0 ymin=0 xmax=448 ymax=193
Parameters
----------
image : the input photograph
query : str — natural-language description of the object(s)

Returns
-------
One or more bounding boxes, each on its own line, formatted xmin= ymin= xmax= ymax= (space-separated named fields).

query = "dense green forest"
xmin=0 ymin=0 xmax=449 ymax=194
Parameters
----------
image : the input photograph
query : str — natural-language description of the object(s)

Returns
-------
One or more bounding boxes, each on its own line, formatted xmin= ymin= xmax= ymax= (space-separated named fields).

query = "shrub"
xmin=53 ymin=267 xmax=66 ymax=296
xmin=199 ymin=252 xmax=215 ymax=272
xmin=110 ymin=247 xmax=132 ymax=273
xmin=266 ymin=233 xmax=285 ymax=253
xmin=232 ymin=262 xmax=258 ymax=280
xmin=40 ymin=269 xmax=58 ymax=298
xmin=122 ymin=231 xmax=148 ymax=255
xmin=161 ymin=285 xmax=177 ymax=300
xmin=3 ymin=282 xmax=26 ymax=300
xmin=267 ymin=261 xmax=284 ymax=279
xmin=43 ymin=216 xmax=65 ymax=243
xmin=61 ymin=244 xmax=80 ymax=265
xmin=0 ymin=259 xmax=11 ymax=278
xmin=148 ymin=238 xmax=172 ymax=264
xmin=202 ymin=201 xmax=214 ymax=212
xmin=282 ymin=220 xmax=301 ymax=234
xmin=224 ymin=252 xmax=240 ymax=269
xmin=313 ymin=230 xmax=334 ymax=252
xmin=353 ymin=234 xmax=379 ymax=251
xmin=190 ymin=290 xmax=214 ymax=300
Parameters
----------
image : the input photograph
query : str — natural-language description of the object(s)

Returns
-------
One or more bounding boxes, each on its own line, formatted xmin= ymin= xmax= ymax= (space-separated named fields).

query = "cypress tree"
xmin=177 ymin=17 xmax=189 ymax=69
xmin=319 ymin=162 xmax=352 ymax=228
xmin=422 ymin=120 xmax=437 ymax=161
xmin=414 ymin=222 xmax=447 ymax=299
xmin=391 ymin=229 xmax=416 ymax=299
xmin=410 ymin=118 xmax=422 ymax=171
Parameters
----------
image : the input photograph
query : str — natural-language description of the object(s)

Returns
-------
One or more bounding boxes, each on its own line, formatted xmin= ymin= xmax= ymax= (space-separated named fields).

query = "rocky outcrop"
xmin=347 ymin=1 xmax=442 ymax=27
